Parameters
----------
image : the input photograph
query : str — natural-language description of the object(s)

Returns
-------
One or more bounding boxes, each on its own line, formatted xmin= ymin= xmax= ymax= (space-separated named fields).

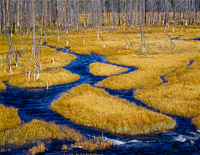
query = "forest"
xmin=0 ymin=0 xmax=200 ymax=154
xmin=0 ymin=0 xmax=200 ymax=32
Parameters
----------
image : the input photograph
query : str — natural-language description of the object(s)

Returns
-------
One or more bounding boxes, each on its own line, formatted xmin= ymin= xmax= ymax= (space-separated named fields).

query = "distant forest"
xmin=0 ymin=0 xmax=200 ymax=32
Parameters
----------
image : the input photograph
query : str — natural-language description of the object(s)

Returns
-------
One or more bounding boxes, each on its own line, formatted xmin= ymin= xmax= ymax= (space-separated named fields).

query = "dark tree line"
xmin=0 ymin=0 xmax=200 ymax=33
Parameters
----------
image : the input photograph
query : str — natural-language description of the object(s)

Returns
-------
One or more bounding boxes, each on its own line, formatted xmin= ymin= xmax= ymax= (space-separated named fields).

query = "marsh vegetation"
xmin=0 ymin=0 xmax=200 ymax=154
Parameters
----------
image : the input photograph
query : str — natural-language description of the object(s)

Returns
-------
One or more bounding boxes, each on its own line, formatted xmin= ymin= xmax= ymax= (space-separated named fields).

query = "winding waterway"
xmin=0 ymin=44 xmax=200 ymax=154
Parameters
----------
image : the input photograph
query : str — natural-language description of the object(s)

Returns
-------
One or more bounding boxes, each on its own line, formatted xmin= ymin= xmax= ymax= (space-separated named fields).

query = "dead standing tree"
xmin=31 ymin=0 xmax=41 ymax=80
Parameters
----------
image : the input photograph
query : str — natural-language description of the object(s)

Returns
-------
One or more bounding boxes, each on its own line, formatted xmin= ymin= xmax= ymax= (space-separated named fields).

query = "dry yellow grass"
xmin=97 ymin=70 xmax=162 ymax=90
xmin=97 ymin=53 xmax=195 ymax=89
xmin=107 ymin=53 xmax=195 ymax=71
xmin=28 ymin=143 xmax=46 ymax=155
xmin=192 ymin=115 xmax=200 ymax=129
xmin=45 ymin=25 xmax=200 ymax=57
xmin=0 ymin=83 xmax=6 ymax=91
xmin=0 ymin=119 xmax=64 ymax=146
xmin=8 ymin=68 xmax=79 ymax=88
xmin=40 ymin=46 xmax=77 ymax=70
xmin=72 ymin=137 xmax=113 ymax=152
xmin=135 ymin=83 xmax=200 ymax=117
xmin=0 ymin=34 xmax=77 ymax=88
xmin=0 ymin=104 xmax=21 ymax=132
xmin=0 ymin=119 xmax=112 ymax=152
xmin=135 ymin=56 xmax=200 ymax=118
xmin=89 ymin=62 xmax=128 ymax=76
xmin=51 ymin=84 xmax=176 ymax=135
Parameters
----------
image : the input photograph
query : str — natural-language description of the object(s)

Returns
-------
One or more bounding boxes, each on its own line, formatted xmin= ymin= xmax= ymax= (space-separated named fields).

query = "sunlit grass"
xmin=192 ymin=115 xmax=200 ymax=129
xmin=51 ymin=84 xmax=176 ymax=135
xmin=0 ymin=34 xmax=77 ymax=88
xmin=8 ymin=68 xmax=79 ymax=88
xmin=0 ymin=83 xmax=6 ymax=91
xmin=97 ymin=53 xmax=195 ymax=89
xmin=89 ymin=62 xmax=128 ymax=76
xmin=45 ymin=25 xmax=200 ymax=57
xmin=40 ymin=46 xmax=77 ymax=70
xmin=28 ymin=143 xmax=46 ymax=155
xmin=135 ymin=83 xmax=200 ymax=117
xmin=0 ymin=119 xmax=112 ymax=152
xmin=135 ymin=56 xmax=200 ymax=118
xmin=0 ymin=104 xmax=21 ymax=132
xmin=72 ymin=137 xmax=113 ymax=152
xmin=97 ymin=70 xmax=162 ymax=90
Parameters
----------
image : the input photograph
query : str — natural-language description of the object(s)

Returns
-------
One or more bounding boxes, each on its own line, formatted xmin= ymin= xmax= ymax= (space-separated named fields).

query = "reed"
xmin=51 ymin=84 xmax=176 ymax=136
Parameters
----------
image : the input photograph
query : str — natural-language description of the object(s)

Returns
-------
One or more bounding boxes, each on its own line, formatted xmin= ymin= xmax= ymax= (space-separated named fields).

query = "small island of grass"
xmin=8 ymin=68 xmax=80 ymax=88
xmin=51 ymin=84 xmax=176 ymax=136
xmin=89 ymin=62 xmax=128 ymax=76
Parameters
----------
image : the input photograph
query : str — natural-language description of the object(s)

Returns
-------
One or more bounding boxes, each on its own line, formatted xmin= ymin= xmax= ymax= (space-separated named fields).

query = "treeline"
xmin=0 ymin=0 xmax=200 ymax=33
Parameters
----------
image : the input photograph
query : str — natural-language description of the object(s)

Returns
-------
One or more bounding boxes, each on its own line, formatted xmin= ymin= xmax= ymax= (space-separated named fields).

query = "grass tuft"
xmin=0 ymin=104 xmax=21 ymax=132
xmin=28 ymin=143 xmax=46 ymax=155
xmin=0 ymin=83 xmax=6 ymax=91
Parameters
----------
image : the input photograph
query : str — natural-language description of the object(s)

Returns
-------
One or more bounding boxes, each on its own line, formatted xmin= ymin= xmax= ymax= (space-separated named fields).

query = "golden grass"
xmin=0 ymin=104 xmax=21 ymax=132
xmin=135 ymin=57 xmax=200 ymax=118
xmin=135 ymin=83 xmax=200 ymax=117
xmin=45 ymin=25 xmax=200 ymax=57
xmin=40 ymin=46 xmax=77 ymax=70
xmin=72 ymin=137 xmax=113 ymax=152
xmin=192 ymin=115 xmax=200 ymax=129
xmin=0 ymin=119 xmax=112 ymax=152
xmin=89 ymin=62 xmax=128 ymax=76
xmin=165 ymin=57 xmax=200 ymax=84
xmin=0 ymin=34 xmax=77 ymax=88
xmin=8 ymin=68 xmax=79 ymax=88
xmin=0 ymin=65 xmax=23 ymax=82
xmin=97 ymin=70 xmax=162 ymax=89
xmin=97 ymin=53 xmax=195 ymax=89
xmin=0 ymin=119 xmax=64 ymax=146
xmin=28 ymin=143 xmax=46 ymax=155
xmin=51 ymin=84 xmax=176 ymax=135
xmin=0 ymin=83 xmax=6 ymax=91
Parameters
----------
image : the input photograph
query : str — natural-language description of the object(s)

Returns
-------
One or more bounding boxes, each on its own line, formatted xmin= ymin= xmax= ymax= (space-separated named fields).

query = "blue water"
xmin=191 ymin=37 xmax=200 ymax=41
xmin=171 ymin=37 xmax=180 ymax=40
xmin=1 ymin=44 xmax=200 ymax=154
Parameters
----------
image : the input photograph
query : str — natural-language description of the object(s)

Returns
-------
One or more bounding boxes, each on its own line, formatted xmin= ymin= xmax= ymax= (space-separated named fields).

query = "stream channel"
xmin=0 ymin=44 xmax=200 ymax=154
